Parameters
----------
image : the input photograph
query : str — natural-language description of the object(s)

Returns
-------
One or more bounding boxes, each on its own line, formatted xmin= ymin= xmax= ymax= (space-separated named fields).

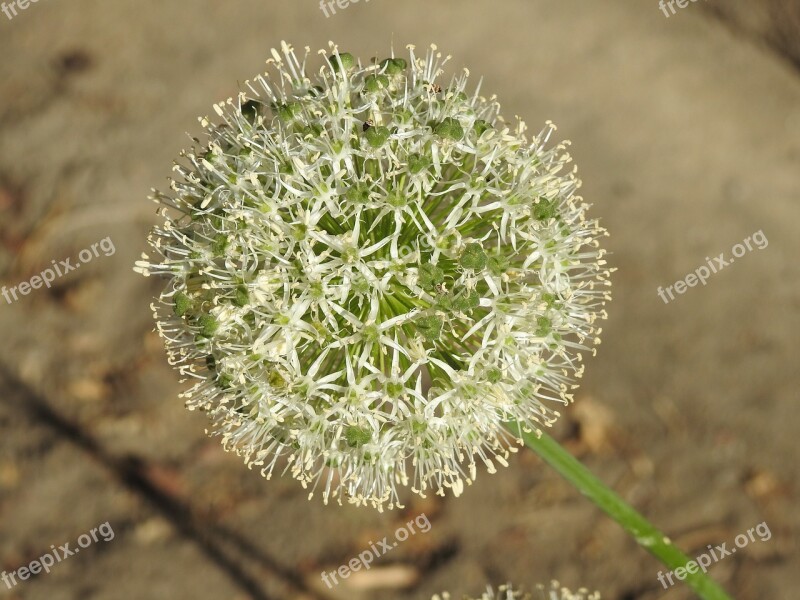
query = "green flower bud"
xmin=416 ymin=315 xmax=443 ymax=341
xmin=364 ymin=126 xmax=391 ymax=148
xmin=452 ymin=290 xmax=480 ymax=312
xmin=534 ymin=197 xmax=559 ymax=221
xmin=346 ymin=182 xmax=371 ymax=203
xmin=330 ymin=52 xmax=355 ymax=73
xmin=460 ymin=243 xmax=488 ymax=270
xmin=198 ymin=314 xmax=219 ymax=338
xmin=536 ymin=316 xmax=552 ymax=337
xmin=345 ymin=425 xmax=371 ymax=448
xmin=234 ymin=285 xmax=249 ymax=307
xmin=418 ymin=263 xmax=445 ymax=289
xmin=380 ymin=57 xmax=407 ymax=75
xmin=212 ymin=234 xmax=229 ymax=256
xmin=408 ymin=153 xmax=432 ymax=174
xmin=434 ymin=117 xmax=464 ymax=141
xmin=174 ymin=292 xmax=192 ymax=317
xmin=364 ymin=74 xmax=390 ymax=93
xmin=473 ymin=119 xmax=491 ymax=136
xmin=273 ymin=101 xmax=303 ymax=121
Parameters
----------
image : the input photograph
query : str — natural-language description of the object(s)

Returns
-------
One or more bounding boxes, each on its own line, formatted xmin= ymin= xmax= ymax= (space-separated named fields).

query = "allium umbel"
xmin=136 ymin=42 xmax=611 ymax=510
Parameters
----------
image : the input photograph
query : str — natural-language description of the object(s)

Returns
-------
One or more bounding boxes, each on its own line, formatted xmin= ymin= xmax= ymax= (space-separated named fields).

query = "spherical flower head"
xmin=433 ymin=582 xmax=601 ymax=600
xmin=136 ymin=42 xmax=612 ymax=510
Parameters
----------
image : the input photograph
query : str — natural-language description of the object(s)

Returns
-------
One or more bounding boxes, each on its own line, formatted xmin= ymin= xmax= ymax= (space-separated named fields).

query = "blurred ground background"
xmin=0 ymin=1 xmax=798 ymax=599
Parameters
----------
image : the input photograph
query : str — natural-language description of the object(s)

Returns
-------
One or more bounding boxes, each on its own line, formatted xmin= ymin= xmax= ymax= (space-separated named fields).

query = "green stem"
xmin=504 ymin=422 xmax=733 ymax=600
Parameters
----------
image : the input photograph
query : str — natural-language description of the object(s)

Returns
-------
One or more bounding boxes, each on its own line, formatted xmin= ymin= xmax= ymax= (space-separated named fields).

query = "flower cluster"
xmin=433 ymin=582 xmax=601 ymax=600
xmin=136 ymin=42 xmax=611 ymax=510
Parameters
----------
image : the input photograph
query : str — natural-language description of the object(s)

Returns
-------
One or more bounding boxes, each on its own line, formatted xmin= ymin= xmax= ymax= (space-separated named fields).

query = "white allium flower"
xmin=433 ymin=582 xmax=601 ymax=600
xmin=136 ymin=42 xmax=611 ymax=510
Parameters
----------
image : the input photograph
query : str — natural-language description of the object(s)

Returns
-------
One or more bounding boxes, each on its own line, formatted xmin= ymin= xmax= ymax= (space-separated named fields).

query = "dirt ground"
xmin=0 ymin=1 xmax=797 ymax=599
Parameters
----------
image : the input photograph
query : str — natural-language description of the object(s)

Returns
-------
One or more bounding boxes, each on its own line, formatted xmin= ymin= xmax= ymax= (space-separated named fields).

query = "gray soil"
xmin=0 ymin=1 xmax=797 ymax=599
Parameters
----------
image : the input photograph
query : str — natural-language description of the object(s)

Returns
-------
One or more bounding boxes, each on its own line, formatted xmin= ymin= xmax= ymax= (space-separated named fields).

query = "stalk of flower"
xmin=432 ymin=582 xmax=600 ymax=600
xmin=135 ymin=42 xmax=731 ymax=600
